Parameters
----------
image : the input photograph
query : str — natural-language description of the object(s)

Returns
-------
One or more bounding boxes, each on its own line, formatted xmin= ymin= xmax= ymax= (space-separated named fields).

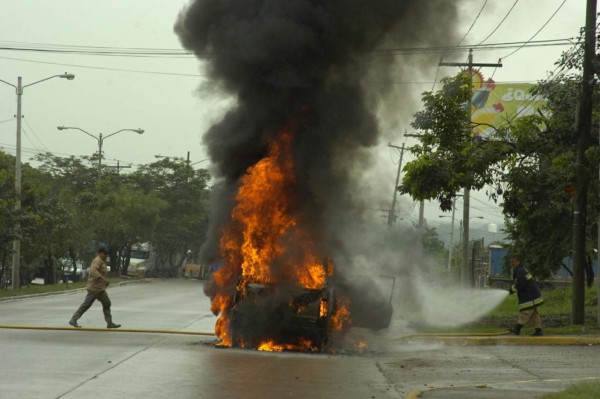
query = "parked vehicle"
xmin=126 ymin=243 xmax=154 ymax=277
xmin=59 ymin=258 xmax=88 ymax=282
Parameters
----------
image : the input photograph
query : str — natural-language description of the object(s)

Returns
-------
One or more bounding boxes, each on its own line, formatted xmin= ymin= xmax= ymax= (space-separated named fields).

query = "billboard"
xmin=470 ymin=74 xmax=546 ymax=138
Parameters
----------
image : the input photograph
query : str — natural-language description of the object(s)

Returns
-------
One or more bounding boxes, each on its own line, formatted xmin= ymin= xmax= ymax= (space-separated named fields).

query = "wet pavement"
xmin=375 ymin=337 xmax=600 ymax=398
xmin=1 ymin=279 xmax=599 ymax=399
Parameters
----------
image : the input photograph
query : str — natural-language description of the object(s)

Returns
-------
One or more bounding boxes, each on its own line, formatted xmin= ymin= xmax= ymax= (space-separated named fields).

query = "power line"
xmin=499 ymin=0 xmax=568 ymax=60
xmin=23 ymin=119 xmax=52 ymax=153
xmin=0 ymin=38 xmax=575 ymax=59
xmin=457 ymin=0 xmax=489 ymax=46
xmin=477 ymin=0 xmax=520 ymax=45
xmin=374 ymin=38 xmax=573 ymax=56
xmin=21 ymin=128 xmax=43 ymax=154
xmin=0 ymin=41 xmax=195 ymax=57
xmin=0 ymin=55 xmax=204 ymax=77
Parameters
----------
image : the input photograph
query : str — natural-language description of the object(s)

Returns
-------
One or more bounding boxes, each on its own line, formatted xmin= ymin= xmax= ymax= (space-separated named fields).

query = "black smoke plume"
xmin=175 ymin=0 xmax=462 ymax=268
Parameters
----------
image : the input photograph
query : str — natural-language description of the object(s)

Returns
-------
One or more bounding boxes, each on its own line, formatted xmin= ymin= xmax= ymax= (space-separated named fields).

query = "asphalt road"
xmin=1 ymin=280 xmax=599 ymax=399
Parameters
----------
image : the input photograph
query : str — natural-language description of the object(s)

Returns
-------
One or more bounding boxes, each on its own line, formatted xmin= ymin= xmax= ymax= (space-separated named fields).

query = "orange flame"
xmin=212 ymin=130 xmax=332 ymax=346
xmin=258 ymin=338 xmax=319 ymax=352
xmin=355 ymin=341 xmax=368 ymax=350
xmin=331 ymin=297 xmax=352 ymax=331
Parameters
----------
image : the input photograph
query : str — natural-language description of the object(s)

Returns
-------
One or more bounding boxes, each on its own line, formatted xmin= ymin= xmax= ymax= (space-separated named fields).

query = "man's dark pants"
xmin=71 ymin=291 xmax=114 ymax=324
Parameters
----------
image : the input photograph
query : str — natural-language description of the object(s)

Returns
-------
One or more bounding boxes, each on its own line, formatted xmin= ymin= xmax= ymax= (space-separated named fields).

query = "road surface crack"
xmin=54 ymin=345 xmax=152 ymax=399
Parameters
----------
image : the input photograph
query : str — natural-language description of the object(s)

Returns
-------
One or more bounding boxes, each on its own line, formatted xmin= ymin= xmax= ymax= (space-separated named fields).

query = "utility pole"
xmin=14 ymin=77 xmax=22 ymax=290
xmin=112 ymin=161 xmax=132 ymax=175
xmin=573 ymin=0 xmax=596 ymax=325
xmin=0 ymin=73 xmax=75 ymax=290
xmin=447 ymin=198 xmax=457 ymax=271
xmin=404 ymin=132 xmax=426 ymax=227
xmin=439 ymin=50 xmax=502 ymax=287
xmin=186 ymin=151 xmax=191 ymax=182
xmin=387 ymin=142 xmax=405 ymax=226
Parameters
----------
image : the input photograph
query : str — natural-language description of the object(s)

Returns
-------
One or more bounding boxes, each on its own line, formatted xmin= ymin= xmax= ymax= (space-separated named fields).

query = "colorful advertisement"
xmin=470 ymin=73 xmax=546 ymax=138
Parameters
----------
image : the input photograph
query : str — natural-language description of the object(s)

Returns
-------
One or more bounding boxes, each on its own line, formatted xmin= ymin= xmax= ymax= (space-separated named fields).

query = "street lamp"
xmin=0 ymin=72 xmax=75 ymax=290
xmin=57 ymin=126 xmax=144 ymax=175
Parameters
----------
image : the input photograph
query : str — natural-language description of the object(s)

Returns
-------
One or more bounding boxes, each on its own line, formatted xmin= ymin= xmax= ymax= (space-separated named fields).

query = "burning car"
xmin=205 ymin=265 xmax=395 ymax=352
xmin=200 ymin=132 xmax=396 ymax=352
xmin=228 ymin=281 xmax=337 ymax=351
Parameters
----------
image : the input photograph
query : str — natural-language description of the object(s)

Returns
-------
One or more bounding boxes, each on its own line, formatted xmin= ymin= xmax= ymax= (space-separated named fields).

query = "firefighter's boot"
xmin=530 ymin=328 xmax=543 ymax=336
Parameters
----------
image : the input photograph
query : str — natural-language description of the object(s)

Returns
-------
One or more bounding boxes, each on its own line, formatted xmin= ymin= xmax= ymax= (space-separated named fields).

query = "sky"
xmin=0 ymin=0 xmax=588 ymax=233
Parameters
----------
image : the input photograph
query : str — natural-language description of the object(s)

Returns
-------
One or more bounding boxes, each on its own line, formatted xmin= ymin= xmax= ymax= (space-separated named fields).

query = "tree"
xmin=400 ymin=41 xmax=600 ymax=291
xmin=2 ymin=152 xmax=211 ymax=283
xmin=497 ymin=78 xmax=590 ymax=280
xmin=400 ymin=73 xmax=509 ymax=211
xmin=0 ymin=152 xmax=17 ymax=284
xmin=92 ymin=174 xmax=166 ymax=275
xmin=129 ymin=157 xmax=211 ymax=274
xmin=31 ymin=154 xmax=161 ymax=277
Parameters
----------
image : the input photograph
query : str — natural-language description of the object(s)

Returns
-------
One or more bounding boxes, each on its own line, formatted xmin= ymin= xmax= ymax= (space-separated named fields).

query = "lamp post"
xmin=57 ymin=126 xmax=144 ymax=175
xmin=0 ymin=73 xmax=75 ymax=290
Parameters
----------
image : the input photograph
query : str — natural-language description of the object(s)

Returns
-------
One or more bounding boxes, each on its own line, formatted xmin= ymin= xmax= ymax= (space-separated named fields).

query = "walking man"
xmin=69 ymin=246 xmax=121 ymax=329
xmin=508 ymin=254 xmax=543 ymax=336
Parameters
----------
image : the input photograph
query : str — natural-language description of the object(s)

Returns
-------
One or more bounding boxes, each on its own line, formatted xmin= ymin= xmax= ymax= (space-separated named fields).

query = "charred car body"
xmin=225 ymin=274 xmax=394 ymax=351
xmin=228 ymin=282 xmax=336 ymax=350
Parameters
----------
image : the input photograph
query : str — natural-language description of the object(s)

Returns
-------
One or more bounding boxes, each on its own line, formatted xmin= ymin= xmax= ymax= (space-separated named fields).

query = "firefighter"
xmin=508 ymin=254 xmax=543 ymax=336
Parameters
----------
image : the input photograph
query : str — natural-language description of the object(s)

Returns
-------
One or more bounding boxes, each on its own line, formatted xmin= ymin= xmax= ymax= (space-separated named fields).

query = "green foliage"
xmin=422 ymin=226 xmax=447 ymax=260
xmin=0 ymin=152 xmax=17 ymax=277
xmin=129 ymin=157 xmax=211 ymax=269
xmin=400 ymin=73 xmax=510 ymax=211
xmin=0 ymin=151 xmax=211 ymax=280
xmin=401 ymin=43 xmax=600 ymax=281
xmin=500 ymin=77 xmax=600 ymax=278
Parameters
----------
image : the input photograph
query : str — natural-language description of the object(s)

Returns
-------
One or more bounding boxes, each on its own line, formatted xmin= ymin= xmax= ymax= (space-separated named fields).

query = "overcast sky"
xmin=0 ymin=0 xmax=587 ymax=227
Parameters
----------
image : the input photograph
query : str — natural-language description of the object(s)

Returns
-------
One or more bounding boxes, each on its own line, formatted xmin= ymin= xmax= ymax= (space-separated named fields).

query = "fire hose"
xmin=0 ymin=324 xmax=215 ymax=336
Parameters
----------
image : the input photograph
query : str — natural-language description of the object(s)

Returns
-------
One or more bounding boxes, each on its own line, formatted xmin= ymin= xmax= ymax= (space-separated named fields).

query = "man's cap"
xmin=97 ymin=246 xmax=109 ymax=254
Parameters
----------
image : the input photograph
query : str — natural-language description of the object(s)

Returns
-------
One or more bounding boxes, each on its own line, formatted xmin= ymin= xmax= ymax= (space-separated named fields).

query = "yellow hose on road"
xmin=0 ymin=324 xmax=215 ymax=336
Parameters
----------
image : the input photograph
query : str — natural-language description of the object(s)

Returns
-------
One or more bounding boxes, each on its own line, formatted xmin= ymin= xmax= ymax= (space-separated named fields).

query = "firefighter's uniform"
xmin=509 ymin=264 xmax=543 ymax=335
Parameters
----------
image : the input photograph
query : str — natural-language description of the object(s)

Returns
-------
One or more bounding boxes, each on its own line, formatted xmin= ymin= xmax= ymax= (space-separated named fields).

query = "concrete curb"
xmin=393 ymin=334 xmax=600 ymax=346
xmin=0 ymin=278 xmax=148 ymax=303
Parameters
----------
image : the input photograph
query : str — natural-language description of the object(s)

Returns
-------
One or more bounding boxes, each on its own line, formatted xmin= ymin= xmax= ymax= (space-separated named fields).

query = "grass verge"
xmin=542 ymin=381 xmax=600 ymax=398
